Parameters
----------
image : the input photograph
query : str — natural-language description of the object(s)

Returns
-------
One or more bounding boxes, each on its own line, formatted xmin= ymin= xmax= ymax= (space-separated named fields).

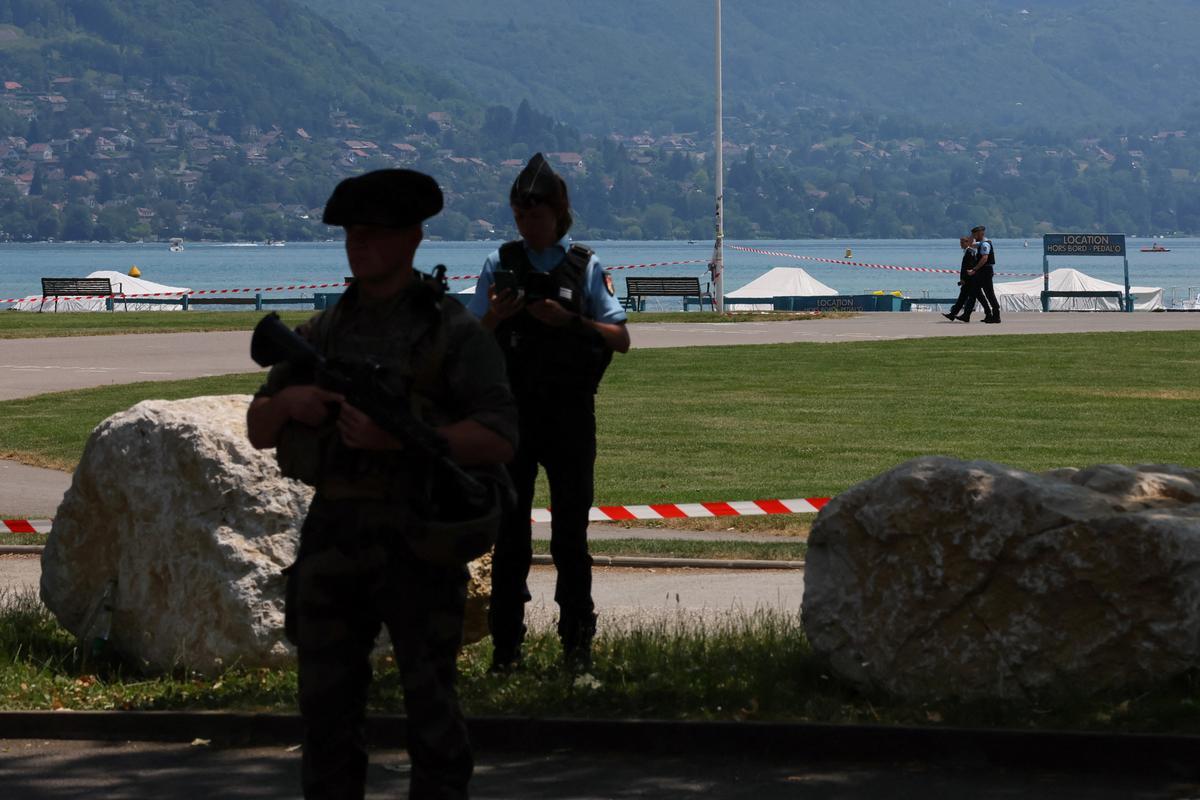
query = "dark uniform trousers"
xmin=489 ymin=390 xmax=597 ymax=653
xmin=286 ymin=497 xmax=473 ymax=799
xmin=975 ymin=267 xmax=1000 ymax=318
xmin=947 ymin=273 xmax=978 ymax=318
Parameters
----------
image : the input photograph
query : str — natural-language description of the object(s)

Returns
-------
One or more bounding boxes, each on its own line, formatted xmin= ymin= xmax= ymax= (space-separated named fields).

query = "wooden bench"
xmin=623 ymin=276 xmax=714 ymax=312
xmin=39 ymin=277 xmax=119 ymax=312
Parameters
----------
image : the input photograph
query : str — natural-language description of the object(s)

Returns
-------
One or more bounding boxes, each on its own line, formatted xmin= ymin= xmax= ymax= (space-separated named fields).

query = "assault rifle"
xmin=250 ymin=312 xmax=485 ymax=501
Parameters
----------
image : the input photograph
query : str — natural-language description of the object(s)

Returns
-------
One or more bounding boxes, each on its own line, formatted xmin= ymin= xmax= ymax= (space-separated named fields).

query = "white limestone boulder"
xmin=801 ymin=457 xmax=1200 ymax=701
xmin=40 ymin=395 xmax=492 ymax=674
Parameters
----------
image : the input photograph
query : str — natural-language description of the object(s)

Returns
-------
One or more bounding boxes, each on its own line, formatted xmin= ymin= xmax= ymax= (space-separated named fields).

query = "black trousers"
xmin=975 ymin=269 xmax=1000 ymax=318
xmin=490 ymin=391 xmax=597 ymax=652
xmin=948 ymin=276 xmax=977 ymax=317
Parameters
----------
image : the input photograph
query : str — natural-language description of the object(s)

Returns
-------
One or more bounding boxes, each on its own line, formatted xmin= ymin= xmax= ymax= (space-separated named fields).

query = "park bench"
xmin=623 ymin=276 xmax=714 ymax=312
xmin=39 ymin=277 xmax=119 ymax=312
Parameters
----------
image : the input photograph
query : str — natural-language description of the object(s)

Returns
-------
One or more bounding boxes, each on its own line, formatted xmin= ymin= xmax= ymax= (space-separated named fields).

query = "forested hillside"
xmin=0 ymin=0 xmax=469 ymax=134
xmin=1 ymin=0 xmax=1199 ymax=242
xmin=299 ymin=0 xmax=1200 ymax=133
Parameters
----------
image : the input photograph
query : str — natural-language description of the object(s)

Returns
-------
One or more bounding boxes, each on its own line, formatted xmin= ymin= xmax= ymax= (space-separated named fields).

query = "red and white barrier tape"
xmin=4 ymin=497 xmax=828 ymax=535
xmin=1 ymin=261 xmax=712 ymax=305
xmin=0 ymin=281 xmax=352 ymax=306
xmin=444 ymin=258 xmax=709 ymax=282
xmin=3 ymin=519 xmax=51 ymax=534
xmin=729 ymin=245 xmax=1042 ymax=278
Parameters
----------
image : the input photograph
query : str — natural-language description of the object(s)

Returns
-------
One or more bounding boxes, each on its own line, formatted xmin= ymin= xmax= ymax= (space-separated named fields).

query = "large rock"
xmin=802 ymin=457 xmax=1200 ymax=701
xmin=40 ymin=395 xmax=492 ymax=673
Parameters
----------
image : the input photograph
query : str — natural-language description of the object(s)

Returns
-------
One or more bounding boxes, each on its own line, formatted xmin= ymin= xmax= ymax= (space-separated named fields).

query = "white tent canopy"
xmin=994 ymin=268 xmax=1163 ymax=312
xmin=9 ymin=270 xmax=191 ymax=312
xmin=726 ymin=267 xmax=838 ymax=310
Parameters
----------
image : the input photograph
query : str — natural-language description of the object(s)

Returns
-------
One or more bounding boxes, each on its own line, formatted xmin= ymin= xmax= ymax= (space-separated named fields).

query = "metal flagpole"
xmin=711 ymin=0 xmax=725 ymax=313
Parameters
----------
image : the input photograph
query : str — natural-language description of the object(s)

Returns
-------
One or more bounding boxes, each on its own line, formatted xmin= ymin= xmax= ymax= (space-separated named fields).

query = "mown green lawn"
xmin=1 ymin=332 xmax=1196 ymax=507
xmin=0 ymin=311 xmax=315 ymax=339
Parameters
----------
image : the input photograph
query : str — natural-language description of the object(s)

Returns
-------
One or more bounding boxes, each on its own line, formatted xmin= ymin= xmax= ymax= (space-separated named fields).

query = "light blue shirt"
xmin=467 ymin=236 xmax=628 ymax=324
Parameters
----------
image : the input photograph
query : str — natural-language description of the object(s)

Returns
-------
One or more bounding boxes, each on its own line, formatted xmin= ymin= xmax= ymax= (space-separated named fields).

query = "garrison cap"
xmin=510 ymin=152 xmax=564 ymax=206
xmin=322 ymin=169 xmax=443 ymax=228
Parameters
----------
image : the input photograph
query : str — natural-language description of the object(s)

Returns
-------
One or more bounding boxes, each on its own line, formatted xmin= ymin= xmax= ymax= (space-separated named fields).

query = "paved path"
xmin=0 ymin=738 xmax=1184 ymax=799
xmin=2 ymin=557 xmax=802 ymax=630
xmin=0 ymin=462 xmax=71 ymax=518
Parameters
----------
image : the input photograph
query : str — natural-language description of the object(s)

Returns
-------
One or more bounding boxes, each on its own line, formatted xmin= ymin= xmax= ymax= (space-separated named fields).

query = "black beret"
xmin=322 ymin=169 xmax=443 ymax=228
xmin=510 ymin=153 xmax=564 ymax=206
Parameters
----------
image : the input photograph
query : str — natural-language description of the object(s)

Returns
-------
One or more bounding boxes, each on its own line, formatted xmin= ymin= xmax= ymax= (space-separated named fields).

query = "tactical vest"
xmin=274 ymin=274 xmax=448 ymax=490
xmin=494 ymin=241 xmax=612 ymax=396
xmin=984 ymin=240 xmax=996 ymax=267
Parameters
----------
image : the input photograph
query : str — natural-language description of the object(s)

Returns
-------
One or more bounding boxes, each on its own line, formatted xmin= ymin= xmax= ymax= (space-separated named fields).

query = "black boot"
xmin=942 ymin=311 xmax=958 ymax=321
xmin=488 ymin=617 xmax=526 ymax=674
xmin=559 ymin=614 xmax=597 ymax=673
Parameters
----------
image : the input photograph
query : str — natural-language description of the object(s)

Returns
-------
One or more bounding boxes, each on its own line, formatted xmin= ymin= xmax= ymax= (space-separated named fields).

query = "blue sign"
xmin=1043 ymin=233 xmax=1126 ymax=257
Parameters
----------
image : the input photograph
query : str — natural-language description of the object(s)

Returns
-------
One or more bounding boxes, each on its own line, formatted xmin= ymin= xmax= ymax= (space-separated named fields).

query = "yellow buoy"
xmin=845 ymin=248 xmax=853 ymax=258
xmin=128 ymin=265 xmax=141 ymax=277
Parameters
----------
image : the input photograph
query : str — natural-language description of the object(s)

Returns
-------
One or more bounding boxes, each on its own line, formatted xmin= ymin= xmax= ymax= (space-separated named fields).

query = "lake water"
xmin=2 ymin=238 xmax=1197 ymax=308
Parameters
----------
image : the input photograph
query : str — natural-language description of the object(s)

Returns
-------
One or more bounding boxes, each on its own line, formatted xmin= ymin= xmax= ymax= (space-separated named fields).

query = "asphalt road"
xmin=3 ymin=557 xmax=802 ymax=630
xmin=0 ymin=738 xmax=1191 ymax=799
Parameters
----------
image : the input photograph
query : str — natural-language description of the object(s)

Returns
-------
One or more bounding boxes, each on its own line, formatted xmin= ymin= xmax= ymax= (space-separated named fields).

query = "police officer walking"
xmin=969 ymin=224 xmax=1002 ymax=323
xmin=247 ymin=169 xmax=518 ymax=799
xmin=468 ymin=153 xmax=631 ymax=672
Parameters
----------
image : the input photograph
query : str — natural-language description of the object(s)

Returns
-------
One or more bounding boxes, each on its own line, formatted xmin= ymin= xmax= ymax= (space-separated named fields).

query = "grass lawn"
xmin=0 ymin=311 xmax=315 ymax=339
xmin=3 ymin=589 xmax=1197 ymax=733
xmin=0 ymin=331 xmax=1196 ymax=506
xmin=0 ymin=309 xmax=842 ymax=339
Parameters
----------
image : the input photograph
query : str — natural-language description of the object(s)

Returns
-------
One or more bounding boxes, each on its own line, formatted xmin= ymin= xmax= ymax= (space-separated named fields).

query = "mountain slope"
xmin=0 ymin=0 xmax=473 ymax=133
xmin=296 ymin=0 xmax=1200 ymax=133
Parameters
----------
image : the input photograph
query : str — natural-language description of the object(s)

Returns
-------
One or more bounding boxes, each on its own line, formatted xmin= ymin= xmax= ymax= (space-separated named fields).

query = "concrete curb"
xmin=0 ymin=711 xmax=1197 ymax=776
xmin=0 ymin=546 xmax=42 ymax=556
xmin=534 ymin=554 xmax=804 ymax=570
xmin=3 ymin=546 xmax=802 ymax=570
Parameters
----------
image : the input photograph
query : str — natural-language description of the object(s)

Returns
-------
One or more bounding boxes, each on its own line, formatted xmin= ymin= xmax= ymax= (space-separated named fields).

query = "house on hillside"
xmin=27 ymin=143 xmax=53 ymax=161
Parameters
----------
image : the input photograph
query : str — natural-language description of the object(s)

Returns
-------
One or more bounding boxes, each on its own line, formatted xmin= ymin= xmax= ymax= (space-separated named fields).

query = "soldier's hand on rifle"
xmin=280 ymin=386 xmax=345 ymax=426
xmin=336 ymin=401 xmax=404 ymax=450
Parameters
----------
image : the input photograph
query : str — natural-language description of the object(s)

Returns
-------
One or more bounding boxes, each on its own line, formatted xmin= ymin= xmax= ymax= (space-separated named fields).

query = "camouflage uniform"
xmin=258 ymin=280 xmax=517 ymax=799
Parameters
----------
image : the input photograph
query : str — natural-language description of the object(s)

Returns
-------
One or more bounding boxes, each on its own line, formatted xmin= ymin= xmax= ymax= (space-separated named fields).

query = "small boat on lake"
xmin=1140 ymin=242 xmax=1170 ymax=252
xmin=168 ymin=237 xmax=184 ymax=253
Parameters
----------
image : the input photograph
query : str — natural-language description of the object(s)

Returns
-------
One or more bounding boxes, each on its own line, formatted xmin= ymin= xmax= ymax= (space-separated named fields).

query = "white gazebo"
xmin=725 ymin=267 xmax=838 ymax=310
xmin=994 ymin=268 xmax=1163 ymax=312
xmin=9 ymin=270 xmax=191 ymax=312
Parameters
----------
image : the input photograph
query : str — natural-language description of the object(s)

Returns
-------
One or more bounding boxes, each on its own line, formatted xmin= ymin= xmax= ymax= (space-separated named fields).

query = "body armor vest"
xmin=494 ymin=241 xmax=612 ymax=396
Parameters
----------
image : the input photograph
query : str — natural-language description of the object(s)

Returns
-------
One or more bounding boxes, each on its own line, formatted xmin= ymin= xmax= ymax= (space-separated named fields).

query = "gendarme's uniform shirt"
xmin=467 ymin=235 xmax=627 ymax=324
